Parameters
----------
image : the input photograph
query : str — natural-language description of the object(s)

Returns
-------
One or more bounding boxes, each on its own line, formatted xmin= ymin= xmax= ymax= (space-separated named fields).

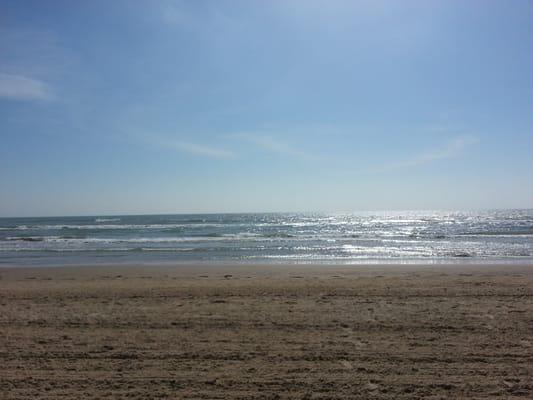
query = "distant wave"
xmin=1 ymin=223 xmax=197 ymax=231
xmin=261 ymin=232 xmax=295 ymax=238
xmin=0 ymin=225 xmax=28 ymax=230
xmin=95 ymin=218 xmax=121 ymax=223
xmin=134 ymin=247 xmax=198 ymax=252
xmin=451 ymin=252 xmax=473 ymax=258
xmin=5 ymin=236 xmax=46 ymax=242
xmin=408 ymin=233 xmax=448 ymax=239
xmin=457 ymin=230 xmax=533 ymax=237
xmin=1 ymin=223 xmax=272 ymax=231
xmin=3 ymin=233 xmax=286 ymax=244
xmin=1 ymin=246 xmax=248 ymax=253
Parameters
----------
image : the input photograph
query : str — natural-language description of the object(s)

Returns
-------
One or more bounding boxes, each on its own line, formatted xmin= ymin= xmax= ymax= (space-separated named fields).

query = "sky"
xmin=1 ymin=0 xmax=532 ymax=217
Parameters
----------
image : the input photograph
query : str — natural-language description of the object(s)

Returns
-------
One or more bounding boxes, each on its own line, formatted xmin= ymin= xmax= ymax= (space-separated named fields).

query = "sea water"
xmin=1 ymin=210 xmax=532 ymax=266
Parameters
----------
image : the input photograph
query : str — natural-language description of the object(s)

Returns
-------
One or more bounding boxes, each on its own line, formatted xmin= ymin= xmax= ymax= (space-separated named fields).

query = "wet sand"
xmin=1 ymin=263 xmax=532 ymax=399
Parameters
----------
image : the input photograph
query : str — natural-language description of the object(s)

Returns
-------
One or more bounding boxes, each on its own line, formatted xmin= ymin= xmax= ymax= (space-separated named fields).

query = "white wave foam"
xmin=2 ymin=223 xmax=259 ymax=230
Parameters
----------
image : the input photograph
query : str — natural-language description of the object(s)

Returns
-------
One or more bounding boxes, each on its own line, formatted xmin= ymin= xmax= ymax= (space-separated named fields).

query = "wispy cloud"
xmin=162 ymin=140 xmax=235 ymax=159
xmin=159 ymin=1 xmax=189 ymax=25
xmin=388 ymin=135 xmax=479 ymax=169
xmin=234 ymin=133 xmax=316 ymax=161
xmin=0 ymin=73 xmax=51 ymax=100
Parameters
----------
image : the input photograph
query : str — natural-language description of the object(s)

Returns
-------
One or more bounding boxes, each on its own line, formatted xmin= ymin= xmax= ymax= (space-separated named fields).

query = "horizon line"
xmin=1 ymin=207 xmax=532 ymax=219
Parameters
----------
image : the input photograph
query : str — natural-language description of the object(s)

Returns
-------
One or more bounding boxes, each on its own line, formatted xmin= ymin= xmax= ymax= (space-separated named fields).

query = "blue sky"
xmin=1 ymin=0 xmax=532 ymax=216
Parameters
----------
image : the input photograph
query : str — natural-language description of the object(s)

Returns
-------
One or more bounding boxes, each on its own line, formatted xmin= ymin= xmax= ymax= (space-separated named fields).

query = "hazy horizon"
xmin=1 ymin=0 xmax=532 ymax=217
xmin=2 ymin=207 xmax=533 ymax=220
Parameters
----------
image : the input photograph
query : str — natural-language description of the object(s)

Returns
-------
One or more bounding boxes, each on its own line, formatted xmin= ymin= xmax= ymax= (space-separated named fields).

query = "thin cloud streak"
xmin=381 ymin=135 xmax=479 ymax=171
xmin=0 ymin=73 xmax=51 ymax=100
xmin=234 ymin=133 xmax=317 ymax=161
xmin=163 ymin=140 xmax=235 ymax=159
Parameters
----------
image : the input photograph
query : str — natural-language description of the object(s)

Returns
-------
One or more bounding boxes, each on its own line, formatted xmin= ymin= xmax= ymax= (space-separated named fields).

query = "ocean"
xmin=1 ymin=210 xmax=532 ymax=266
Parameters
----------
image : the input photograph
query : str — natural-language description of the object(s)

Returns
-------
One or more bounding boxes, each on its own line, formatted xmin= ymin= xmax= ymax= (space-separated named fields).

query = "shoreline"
xmin=1 ymin=262 xmax=533 ymax=279
xmin=2 ymin=257 xmax=533 ymax=269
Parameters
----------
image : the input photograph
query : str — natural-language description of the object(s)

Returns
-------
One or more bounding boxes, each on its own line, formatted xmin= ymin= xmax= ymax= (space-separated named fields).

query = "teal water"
xmin=1 ymin=210 xmax=532 ymax=266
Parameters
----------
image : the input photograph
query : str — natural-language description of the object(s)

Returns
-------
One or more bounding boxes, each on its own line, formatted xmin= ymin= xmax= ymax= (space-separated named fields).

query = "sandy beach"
xmin=1 ymin=263 xmax=532 ymax=399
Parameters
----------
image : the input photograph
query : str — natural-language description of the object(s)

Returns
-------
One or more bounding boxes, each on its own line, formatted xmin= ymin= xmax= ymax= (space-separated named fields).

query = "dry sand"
xmin=1 ymin=263 xmax=532 ymax=399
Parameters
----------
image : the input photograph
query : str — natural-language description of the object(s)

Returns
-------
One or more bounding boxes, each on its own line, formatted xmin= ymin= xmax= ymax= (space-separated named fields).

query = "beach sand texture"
xmin=1 ymin=264 xmax=532 ymax=399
